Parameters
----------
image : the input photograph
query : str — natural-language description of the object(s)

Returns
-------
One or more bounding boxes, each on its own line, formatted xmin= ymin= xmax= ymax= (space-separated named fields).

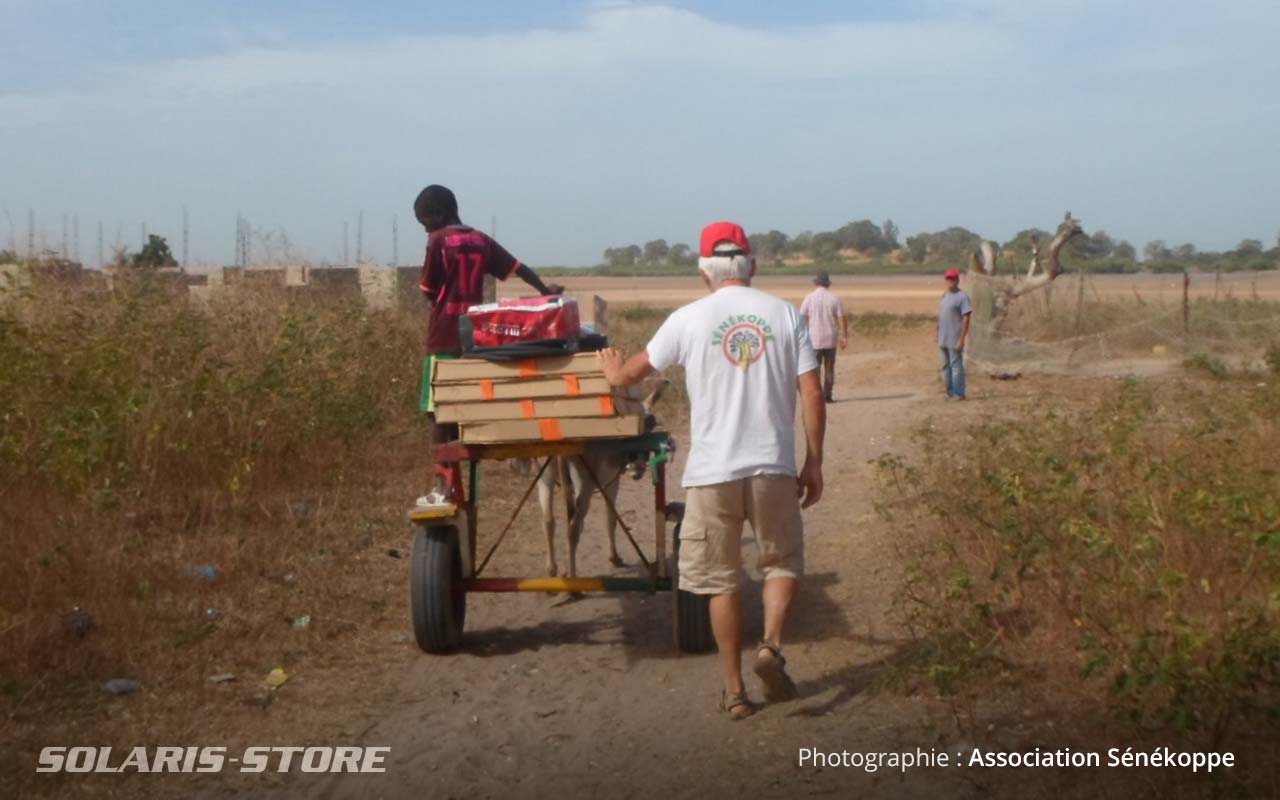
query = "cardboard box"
xmin=435 ymin=395 xmax=621 ymax=424
xmin=434 ymin=352 xmax=602 ymax=383
xmin=460 ymin=415 xmax=645 ymax=444
xmin=431 ymin=375 xmax=613 ymax=403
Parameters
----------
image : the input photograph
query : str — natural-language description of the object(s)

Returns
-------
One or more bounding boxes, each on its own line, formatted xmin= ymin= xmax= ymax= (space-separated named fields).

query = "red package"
xmin=466 ymin=295 xmax=581 ymax=347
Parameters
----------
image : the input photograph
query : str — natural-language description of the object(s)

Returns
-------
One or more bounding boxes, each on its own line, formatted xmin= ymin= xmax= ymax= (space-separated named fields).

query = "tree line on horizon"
xmin=601 ymin=218 xmax=1280 ymax=274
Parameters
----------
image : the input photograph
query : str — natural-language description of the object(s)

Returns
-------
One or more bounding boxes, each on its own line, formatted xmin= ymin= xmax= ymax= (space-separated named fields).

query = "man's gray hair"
xmin=698 ymin=242 xmax=753 ymax=286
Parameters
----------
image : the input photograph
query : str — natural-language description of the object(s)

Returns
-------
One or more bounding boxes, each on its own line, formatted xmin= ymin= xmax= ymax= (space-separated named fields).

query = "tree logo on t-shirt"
xmin=711 ymin=314 xmax=776 ymax=371
xmin=721 ymin=323 xmax=767 ymax=370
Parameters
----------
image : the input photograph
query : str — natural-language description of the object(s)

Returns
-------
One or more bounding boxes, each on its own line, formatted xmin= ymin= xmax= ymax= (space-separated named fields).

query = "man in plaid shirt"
xmin=799 ymin=270 xmax=848 ymax=403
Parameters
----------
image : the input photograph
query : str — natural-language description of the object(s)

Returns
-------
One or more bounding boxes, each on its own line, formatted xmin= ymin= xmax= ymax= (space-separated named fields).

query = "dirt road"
xmin=212 ymin=331 xmax=1006 ymax=799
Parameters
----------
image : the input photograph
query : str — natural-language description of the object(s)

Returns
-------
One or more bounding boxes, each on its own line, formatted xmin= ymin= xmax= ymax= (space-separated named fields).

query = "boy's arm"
xmin=958 ymin=312 xmax=972 ymax=351
xmin=514 ymin=265 xmax=564 ymax=296
xmin=420 ymin=240 xmax=441 ymax=306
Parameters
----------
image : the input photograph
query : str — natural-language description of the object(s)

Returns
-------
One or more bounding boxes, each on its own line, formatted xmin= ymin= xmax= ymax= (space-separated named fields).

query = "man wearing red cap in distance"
xmin=598 ymin=221 xmax=826 ymax=720
xmin=937 ymin=268 xmax=973 ymax=399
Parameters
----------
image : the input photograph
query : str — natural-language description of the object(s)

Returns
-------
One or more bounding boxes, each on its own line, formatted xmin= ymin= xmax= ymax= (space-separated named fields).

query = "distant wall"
xmin=396 ymin=267 xmax=422 ymax=309
xmin=6 ymin=262 xmax=437 ymax=312
xmin=191 ymin=265 xmax=407 ymax=306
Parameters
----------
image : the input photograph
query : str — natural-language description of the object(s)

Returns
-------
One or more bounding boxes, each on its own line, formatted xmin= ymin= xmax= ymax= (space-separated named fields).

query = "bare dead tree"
xmin=969 ymin=211 xmax=1084 ymax=333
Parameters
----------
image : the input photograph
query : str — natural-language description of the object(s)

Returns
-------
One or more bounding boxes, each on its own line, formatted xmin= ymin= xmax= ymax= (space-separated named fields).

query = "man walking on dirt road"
xmin=598 ymin=221 xmax=826 ymax=721
xmin=799 ymin=270 xmax=848 ymax=403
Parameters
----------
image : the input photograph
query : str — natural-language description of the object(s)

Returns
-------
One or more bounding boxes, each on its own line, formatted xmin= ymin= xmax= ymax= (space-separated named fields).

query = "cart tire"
xmin=673 ymin=520 xmax=715 ymax=653
xmin=411 ymin=524 xmax=466 ymax=653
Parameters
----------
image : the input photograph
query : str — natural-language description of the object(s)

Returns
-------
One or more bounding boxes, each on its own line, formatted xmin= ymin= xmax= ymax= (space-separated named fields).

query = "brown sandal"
xmin=753 ymin=640 xmax=798 ymax=703
xmin=719 ymin=690 xmax=755 ymax=720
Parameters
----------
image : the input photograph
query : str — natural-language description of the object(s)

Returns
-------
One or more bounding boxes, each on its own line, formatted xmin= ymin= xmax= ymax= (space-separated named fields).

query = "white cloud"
xmin=1 ymin=2 xmax=1278 ymax=263
xmin=94 ymin=4 xmax=1007 ymax=101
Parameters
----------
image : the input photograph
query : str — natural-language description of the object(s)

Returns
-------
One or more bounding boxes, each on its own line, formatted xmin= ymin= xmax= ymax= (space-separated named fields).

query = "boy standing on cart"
xmin=598 ymin=221 xmax=826 ymax=720
xmin=415 ymin=184 xmax=562 ymax=501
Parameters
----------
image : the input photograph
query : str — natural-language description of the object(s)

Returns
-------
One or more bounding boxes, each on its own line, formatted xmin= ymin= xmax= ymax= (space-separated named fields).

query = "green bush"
xmin=131 ymin=235 xmax=178 ymax=268
xmin=1266 ymin=342 xmax=1280 ymax=374
xmin=1183 ymin=352 xmax=1229 ymax=378
xmin=1073 ymin=256 xmax=1139 ymax=274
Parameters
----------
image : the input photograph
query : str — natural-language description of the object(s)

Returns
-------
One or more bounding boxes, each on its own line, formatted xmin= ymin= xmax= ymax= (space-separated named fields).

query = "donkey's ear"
xmin=641 ymin=377 xmax=670 ymax=412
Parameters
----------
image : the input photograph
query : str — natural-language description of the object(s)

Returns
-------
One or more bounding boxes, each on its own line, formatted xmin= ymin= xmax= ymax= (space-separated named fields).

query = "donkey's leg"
xmin=604 ymin=470 xmax=625 ymax=567
xmin=567 ymin=461 xmax=594 ymax=581
xmin=536 ymin=472 xmax=558 ymax=577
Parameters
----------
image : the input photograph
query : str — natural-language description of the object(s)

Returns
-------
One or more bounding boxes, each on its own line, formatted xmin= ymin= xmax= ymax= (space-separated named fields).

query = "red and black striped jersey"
xmin=420 ymin=225 xmax=521 ymax=353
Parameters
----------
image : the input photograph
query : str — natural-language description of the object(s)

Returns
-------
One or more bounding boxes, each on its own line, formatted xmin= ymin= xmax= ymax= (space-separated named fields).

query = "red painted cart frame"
xmin=407 ymin=432 xmax=713 ymax=653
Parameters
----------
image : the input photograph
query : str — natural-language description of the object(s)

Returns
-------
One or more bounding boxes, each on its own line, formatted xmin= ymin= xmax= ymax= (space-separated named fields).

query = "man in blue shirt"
xmin=937 ymin=269 xmax=973 ymax=400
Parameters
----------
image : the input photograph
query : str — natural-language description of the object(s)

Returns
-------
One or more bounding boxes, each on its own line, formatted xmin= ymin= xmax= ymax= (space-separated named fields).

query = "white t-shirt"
xmin=646 ymin=285 xmax=819 ymax=488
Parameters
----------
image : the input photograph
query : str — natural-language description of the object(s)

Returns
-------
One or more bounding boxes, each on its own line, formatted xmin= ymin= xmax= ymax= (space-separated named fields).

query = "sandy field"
xmin=500 ymin=271 xmax=1280 ymax=315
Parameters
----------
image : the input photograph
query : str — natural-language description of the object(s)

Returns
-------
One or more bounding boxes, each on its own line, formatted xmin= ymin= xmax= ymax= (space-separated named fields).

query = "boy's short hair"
xmin=414 ymin=185 xmax=458 ymax=223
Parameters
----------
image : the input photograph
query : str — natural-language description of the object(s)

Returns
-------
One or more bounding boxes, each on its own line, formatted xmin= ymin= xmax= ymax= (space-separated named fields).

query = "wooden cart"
xmin=407 ymin=431 xmax=714 ymax=654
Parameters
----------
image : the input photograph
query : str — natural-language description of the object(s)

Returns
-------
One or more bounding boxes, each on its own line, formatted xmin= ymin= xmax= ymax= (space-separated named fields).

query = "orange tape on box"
xmin=539 ymin=419 xmax=565 ymax=441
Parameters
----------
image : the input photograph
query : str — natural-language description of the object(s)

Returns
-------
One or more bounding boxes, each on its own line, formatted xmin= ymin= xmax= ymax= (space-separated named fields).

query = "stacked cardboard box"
xmin=432 ymin=353 xmax=645 ymax=444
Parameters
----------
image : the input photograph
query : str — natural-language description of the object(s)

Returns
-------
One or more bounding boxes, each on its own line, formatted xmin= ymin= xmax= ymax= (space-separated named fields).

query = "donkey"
xmin=520 ymin=378 xmax=668 ymax=579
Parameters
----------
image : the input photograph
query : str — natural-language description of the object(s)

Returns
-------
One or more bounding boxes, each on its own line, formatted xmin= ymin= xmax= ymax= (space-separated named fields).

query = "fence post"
xmin=1182 ymin=270 xmax=1190 ymax=335
xmin=1066 ymin=262 xmax=1089 ymax=367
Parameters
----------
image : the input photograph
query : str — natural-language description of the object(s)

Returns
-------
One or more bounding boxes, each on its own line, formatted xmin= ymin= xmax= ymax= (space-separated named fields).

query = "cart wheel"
xmin=411 ymin=524 xmax=466 ymax=653
xmin=672 ymin=520 xmax=714 ymax=653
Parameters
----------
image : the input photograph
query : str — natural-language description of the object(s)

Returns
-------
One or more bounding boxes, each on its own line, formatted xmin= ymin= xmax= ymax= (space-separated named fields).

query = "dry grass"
xmin=973 ymin=278 xmax=1280 ymax=363
xmin=1 ymin=272 xmax=425 ymax=683
xmin=606 ymin=305 xmax=688 ymax=427
xmin=0 ymin=273 xmax=431 ymax=794
xmin=0 ymin=279 xmax=687 ymax=797
xmin=850 ymin=310 xmax=933 ymax=336
xmin=875 ymin=372 xmax=1280 ymax=795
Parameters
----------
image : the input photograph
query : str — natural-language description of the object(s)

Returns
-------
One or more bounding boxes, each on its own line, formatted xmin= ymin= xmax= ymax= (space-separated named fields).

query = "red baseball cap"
xmin=944 ymin=269 xmax=961 ymax=279
xmin=699 ymin=221 xmax=751 ymax=257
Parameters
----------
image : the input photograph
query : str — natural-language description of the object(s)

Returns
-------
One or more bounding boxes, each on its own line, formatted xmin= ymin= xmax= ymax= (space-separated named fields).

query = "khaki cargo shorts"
xmin=677 ymin=474 xmax=805 ymax=595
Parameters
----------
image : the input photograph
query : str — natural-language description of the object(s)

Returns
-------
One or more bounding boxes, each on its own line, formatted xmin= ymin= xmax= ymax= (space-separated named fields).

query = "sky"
xmin=2 ymin=0 xmax=1278 ymax=267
